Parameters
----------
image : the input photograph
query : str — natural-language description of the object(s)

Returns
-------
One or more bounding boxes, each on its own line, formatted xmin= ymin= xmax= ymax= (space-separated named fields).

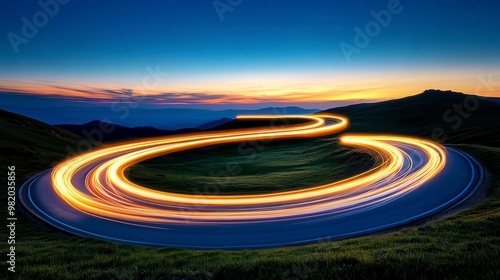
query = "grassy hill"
xmin=127 ymin=136 xmax=376 ymax=195
xmin=0 ymin=109 xmax=90 ymax=182
xmin=322 ymin=89 xmax=500 ymax=146
xmin=129 ymin=89 xmax=500 ymax=194
xmin=127 ymin=116 xmax=376 ymax=195
xmin=2 ymin=90 xmax=500 ymax=279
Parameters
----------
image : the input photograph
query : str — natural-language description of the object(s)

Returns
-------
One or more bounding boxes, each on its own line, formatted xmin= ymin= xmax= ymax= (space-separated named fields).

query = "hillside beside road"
xmin=322 ymin=89 xmax=500 ymax=146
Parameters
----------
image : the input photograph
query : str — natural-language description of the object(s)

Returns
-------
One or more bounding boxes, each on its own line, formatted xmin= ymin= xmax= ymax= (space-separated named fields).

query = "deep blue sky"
xmin=1 ymin=0 xmax=499 ymax=108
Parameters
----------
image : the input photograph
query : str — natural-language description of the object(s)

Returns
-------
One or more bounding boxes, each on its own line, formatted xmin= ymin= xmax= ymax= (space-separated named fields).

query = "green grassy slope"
xmin=322 ymin=89 xmax=500 ymax=146
xmin=0 ymin=109 xmax=87 ymax=178
xmin=8 ymin=146 xmax=500 ymax=280
xmin=127 ymin=137 xmax=376 ymax=195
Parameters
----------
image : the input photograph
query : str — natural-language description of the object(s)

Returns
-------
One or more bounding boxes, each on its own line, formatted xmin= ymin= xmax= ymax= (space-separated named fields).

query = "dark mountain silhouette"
xmin=2 ymin=105 xmax=318 ymax=130
xmin=321 ymin=89 xmax=500 ymax=146
xmin=196 ymin=118 xmax=232 ymax=129
xmin=55 ymin=121 xmax=200 ymax=143
xmin=0 ymin=109 xmax=86 ymax=174
xmin=4 ymin=89 xmax=499 ymax=147
xmin=209 ymin=117 xmax=312 ymax=131
xmin=486 ymin=97 xmax=500 ymax=104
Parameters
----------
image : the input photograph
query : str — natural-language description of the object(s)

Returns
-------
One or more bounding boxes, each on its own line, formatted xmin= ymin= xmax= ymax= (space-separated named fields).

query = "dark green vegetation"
xmin=127 ymin=137 xmax=376 ymax=195
xmin=323 ymin=89 xmax=500 ymax=146
xmin=128 ymin=117 xmax=375 ymax=194
xmin=0 ymin=109 xmax=85 ymax=176
xmin=2 ymin=90 xmax=500 ymax=279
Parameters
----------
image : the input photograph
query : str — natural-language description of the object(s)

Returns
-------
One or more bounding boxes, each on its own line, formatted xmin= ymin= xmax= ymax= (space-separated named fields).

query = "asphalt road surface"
xmin=19 ymin=115 xmax=483 ymax=249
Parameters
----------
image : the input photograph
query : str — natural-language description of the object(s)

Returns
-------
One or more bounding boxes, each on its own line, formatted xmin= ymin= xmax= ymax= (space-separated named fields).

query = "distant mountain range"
xmin=195 ymin=118 xmax=233 ymax=130
xmin=0 ymin=105 xmax=318 ymax=130
xmin=2 ymin=89 xmax=499 ymax=148
xmin=54 ymin=117 xmax=240 ymax=143
xmin=55 ymin=121 xmax=201 ymax=143
xmin=49 ymin=89 xmax=500 ymax=146
xmin=487 ymin=96 xmax=500 ymax=104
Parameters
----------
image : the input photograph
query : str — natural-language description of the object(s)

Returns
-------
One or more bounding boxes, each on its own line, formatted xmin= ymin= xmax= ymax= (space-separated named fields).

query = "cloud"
xmin=42 ymin=83 xmax=253 ymax=103
xmin=0 ymin=80 xmax=394 ymax=107
xmin=102 ymin=89 xmax=135 ymax=96
xmin=0 ymin=83 xmax=264 ymax=106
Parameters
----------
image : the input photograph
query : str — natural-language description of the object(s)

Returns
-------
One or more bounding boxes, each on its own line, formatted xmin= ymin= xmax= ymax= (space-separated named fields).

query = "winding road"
xmin=19 ymin=115 xmax=483 ymax=249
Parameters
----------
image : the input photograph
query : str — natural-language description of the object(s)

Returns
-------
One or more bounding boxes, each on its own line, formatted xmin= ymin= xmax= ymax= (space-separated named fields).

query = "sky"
xmin=0 ymin=0 xmax=499 ymax=109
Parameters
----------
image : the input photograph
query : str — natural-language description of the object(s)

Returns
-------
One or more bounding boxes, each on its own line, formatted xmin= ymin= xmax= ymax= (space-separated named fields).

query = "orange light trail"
xmin=50 ymin=114 xmax=447 ymax=225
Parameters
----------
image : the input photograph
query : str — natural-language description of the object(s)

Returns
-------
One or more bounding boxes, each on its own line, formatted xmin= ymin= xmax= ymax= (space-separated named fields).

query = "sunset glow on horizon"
xmin=1 ymin=67 xmax=499 ymax=108
xmin=1 ymin=1 xmax=499 ymax=109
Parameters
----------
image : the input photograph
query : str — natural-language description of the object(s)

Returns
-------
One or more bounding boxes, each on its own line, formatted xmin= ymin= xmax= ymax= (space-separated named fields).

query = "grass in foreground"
xmin=3 ymin=142 xmax=499 ymax=279
xmin=1 ymin=102 xmax=499 ymax=279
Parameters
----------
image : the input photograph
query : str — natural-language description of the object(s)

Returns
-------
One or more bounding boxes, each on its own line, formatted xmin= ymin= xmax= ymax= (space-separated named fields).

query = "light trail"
xmin=19 ymin=113 xmax=484 ymax=248
xmin=49 ymin=114 xmax=448 ymax=225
